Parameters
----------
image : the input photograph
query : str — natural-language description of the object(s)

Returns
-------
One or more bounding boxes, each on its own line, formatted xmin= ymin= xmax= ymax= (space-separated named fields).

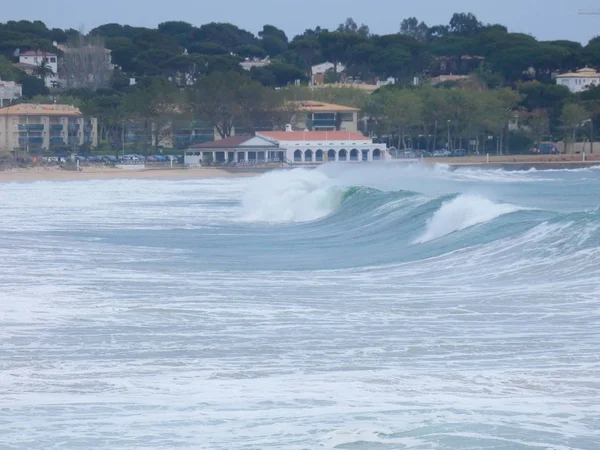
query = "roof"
xmin=12 ymin=62 xmax=37 ymax=70
xmin=20 ymin=51 xmax=57 ymax=57
xmin=0 ymin=104 xmax=83 ymax=116
xmin=258 ymin=131 xmax=368 ymax=141
xmin=189 ymin=136 xmax=253 ymax=148
xmin=291 ymin=100 xmax=360 ymax=112
xmin=556 ymin=67 xmax=600 ymax=78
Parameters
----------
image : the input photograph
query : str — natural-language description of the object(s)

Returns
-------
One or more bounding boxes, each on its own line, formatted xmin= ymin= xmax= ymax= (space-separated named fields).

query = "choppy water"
xmin=1 ymin=163 xmax=600 ymax=449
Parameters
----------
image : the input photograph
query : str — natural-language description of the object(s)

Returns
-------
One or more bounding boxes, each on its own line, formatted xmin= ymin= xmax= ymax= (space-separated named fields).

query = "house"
xmin=311 ymin=62 xmax=346 ymax=85
xmin=0 ymin=79 xmax=22 ymax=107
xmin=18 ymin=51 xmax=59 ymax=87
xmin=430 ymin=74 xmax=470 ymax=85
xmin=555 ymin=67 xmax=600 ymax=93
xmin=290 ymin=100 xmax=360 ymax=132
xmin=184 ymin=135 xmax=280 ymax=166
xmin=184 ymin=130 xmax=388 ymax=166
xmin=0 ymin=104 xmax=98 ymax=154
xmin=240 ymin=57 xmax=271 ymax=71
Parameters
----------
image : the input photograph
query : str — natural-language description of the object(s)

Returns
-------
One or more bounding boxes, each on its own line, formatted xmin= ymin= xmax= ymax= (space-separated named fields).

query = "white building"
xmin=184 ymin=130 xmax=388 ymax=166
xmin=240 ymin=57 xmax=271 ymax=71
xmin=555 ymin=67 xmax=600 ymax=93
xmin=18 ymin=51 xmax=59 ymax=87
xmin=0 ymin=79 xmax=22 ymax=107
xmin=311 ymin=62 xmax=346 ymax=85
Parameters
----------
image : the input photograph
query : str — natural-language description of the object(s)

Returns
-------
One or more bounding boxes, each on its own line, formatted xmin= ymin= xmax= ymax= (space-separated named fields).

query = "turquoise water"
xmin=1 ymin=163 xmax=599 ymax=449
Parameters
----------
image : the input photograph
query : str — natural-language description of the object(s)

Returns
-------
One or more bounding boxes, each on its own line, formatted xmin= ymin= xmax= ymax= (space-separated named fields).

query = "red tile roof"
xmin=259 ymin=131 xmax=367 ymax=141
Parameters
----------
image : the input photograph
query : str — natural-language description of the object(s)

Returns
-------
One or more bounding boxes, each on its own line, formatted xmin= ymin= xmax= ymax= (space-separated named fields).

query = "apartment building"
xmin=291 ymin=100 xmax=360 ymax=132
xmin=0 ymin=104 xmax=97 ymax=154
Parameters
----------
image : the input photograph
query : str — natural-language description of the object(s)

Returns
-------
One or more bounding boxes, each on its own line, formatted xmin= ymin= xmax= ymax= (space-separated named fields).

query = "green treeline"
xmin=0 ymin=14 xmax=599 ymax=152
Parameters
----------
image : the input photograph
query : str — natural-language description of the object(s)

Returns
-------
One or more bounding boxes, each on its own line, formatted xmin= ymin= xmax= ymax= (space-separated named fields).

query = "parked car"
xmin=453 ymin=148 xmax=468 ymax=157
xmin=530 ymin=143 xmax=559 ymax=154
xmin=433 ymin=149 xmax=452 ymax=157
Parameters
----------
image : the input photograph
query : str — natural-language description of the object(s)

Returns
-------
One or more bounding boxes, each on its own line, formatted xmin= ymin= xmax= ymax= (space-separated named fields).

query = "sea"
xmin=1 ymin=163 xmax=599 ymax=450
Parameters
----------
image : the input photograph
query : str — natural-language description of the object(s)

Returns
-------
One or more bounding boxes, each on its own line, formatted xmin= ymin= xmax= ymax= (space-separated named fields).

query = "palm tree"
xmin=33 ymin=58 xmax=55 ymax=84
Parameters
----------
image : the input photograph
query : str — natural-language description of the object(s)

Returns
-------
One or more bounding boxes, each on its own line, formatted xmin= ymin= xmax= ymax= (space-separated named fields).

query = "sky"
xmin=3 ymin=0 xmax=600 ymax=44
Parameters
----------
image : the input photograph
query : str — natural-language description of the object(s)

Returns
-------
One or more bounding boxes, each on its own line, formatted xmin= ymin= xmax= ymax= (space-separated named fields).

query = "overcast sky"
xmin=4 ymin=0 xmax=600 ymax=43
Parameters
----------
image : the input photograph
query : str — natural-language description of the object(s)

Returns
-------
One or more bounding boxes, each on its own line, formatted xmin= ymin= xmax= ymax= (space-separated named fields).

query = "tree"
xmin=449 ymin=13 xmax=482 ymax=37
xmin=33 ymin=58 xmax=54 ymax=84
xmin=123 ymin=77 xmax=179 ymax=152
xmin=400 ymin=17 xmax=429 ymax=42
xmin=337 ymin=18 xmax=369 ymax=36
xmin=0 ymin=55 xmax=17 ymax=81
xmin=188 ymin=71 xmax=263 ymax=138
xmin=560 ymin=103 xmax=589 ymax=152
xmin=60 ymin=33 xmax=113 ymax=90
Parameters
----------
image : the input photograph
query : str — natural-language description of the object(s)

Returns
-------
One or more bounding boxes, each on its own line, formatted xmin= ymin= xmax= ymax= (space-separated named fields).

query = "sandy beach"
xmin=1 ymin=154 xmax=599 ymax=183
xmin=0 ymin=166 xmax=261 ymax=182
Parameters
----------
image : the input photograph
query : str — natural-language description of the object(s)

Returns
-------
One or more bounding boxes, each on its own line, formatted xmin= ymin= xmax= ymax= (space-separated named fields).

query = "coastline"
xmin=1 ymin=155 xmax=599 ymax=183
xmin=0 ymin=166 xmax=260 ymax=183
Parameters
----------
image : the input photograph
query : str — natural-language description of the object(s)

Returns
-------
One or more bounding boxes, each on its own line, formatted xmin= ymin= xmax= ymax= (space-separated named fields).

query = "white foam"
xmin=416 ymin=194 xmax=522 ymax=243
xmin=242 ymin=169 xmax=343 ymax=222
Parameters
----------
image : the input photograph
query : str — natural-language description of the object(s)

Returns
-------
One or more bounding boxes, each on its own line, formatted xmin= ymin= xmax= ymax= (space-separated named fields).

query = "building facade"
xmin=184 ymin=130 xmax=388 ymax=166
xmin=555 ymin=67 xmax=600 ymax=93
xmin=0 ymin=104 xmax=98 ymax=154
xmin=0 ymin=79 xmax=22 ymax=107
xmin=19 ymin=51 xmax=59 ymax=87
xmin=291 ymin=101 xmax=359 ymax=133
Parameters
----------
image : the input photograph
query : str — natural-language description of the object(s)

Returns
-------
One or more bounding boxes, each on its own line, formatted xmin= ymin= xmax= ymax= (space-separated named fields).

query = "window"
xmin=339 ymin=112 xmax=354 ymax=122
xmin=294 ymin=149 xmax=302 ymax=162
xmin=305 ymin=150 xmax=313 ymax=162
xmin=339 ymin=149 xmax=347 ymax=161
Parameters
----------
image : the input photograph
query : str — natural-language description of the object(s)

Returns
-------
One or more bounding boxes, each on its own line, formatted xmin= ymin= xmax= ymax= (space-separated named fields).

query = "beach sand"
xmin=0 ymin=166 xmax=260 ymax=183
xmin=1 ymin=154 xmax=599 ymax=183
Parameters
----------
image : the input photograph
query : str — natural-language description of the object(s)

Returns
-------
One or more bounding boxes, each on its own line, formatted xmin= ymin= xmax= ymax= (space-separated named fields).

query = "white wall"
xmin=19 ymin=54 xmax=59 ymax=87
xmin=556 ymin=77 xmax=600 ymax=93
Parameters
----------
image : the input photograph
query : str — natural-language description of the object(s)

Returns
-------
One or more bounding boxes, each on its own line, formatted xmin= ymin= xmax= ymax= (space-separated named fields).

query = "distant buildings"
xmin=311 ymin=62 xmax=346 ymax=85
xmin=290 ymin=100 xmax=360 ymax=132
xmin=0 ymin=104 xmax=98 ymax=154
xmin=555 ymin=67 xmax=600 ymax=93
xmin=240 ymin=57 xmax=271 ymax=71
xmin=184 ymin=130 xmax=387 ymax=166
xmin=430 ymin=74 xmax=470 ymax=85
xmin=0 ymin=79 xmax=22 ymax=107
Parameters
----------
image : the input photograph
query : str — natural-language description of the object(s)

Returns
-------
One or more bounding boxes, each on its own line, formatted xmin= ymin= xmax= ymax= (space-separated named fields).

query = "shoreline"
xmin=1 ymin=156 xmax=599 ymax=183
xmin=0 ymin=167 xmax=259 ymax=183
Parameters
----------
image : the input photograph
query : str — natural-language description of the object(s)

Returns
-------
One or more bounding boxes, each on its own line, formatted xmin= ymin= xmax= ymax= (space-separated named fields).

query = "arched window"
xmin=350 ymin=149 xmax=359 ymax=161
xmin=339 ymin=149 xmax=348 ymax=161
xmin=373 ymin=149 xmax=382 ymax=160
xmin=294 ymin=149 xmax=303 ymax=162
xmin=315 ymin=150 xmax=324 ymax=162
xmin=305 ymin=149 xmax=313 ymax=162
xmin=327 ymin=149 xmax=336 ymax=161
xmin=362 ymin=150 xmax=369 ymax=161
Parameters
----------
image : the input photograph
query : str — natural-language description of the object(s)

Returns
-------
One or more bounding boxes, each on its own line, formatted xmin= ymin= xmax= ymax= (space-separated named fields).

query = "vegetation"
xmin=0 ymin=14 xmax=599 ymax=152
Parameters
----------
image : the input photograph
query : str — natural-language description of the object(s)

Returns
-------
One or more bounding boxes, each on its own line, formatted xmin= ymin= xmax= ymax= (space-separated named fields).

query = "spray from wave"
xmin=415 ymin=194 xmax=523 ymax=243
xmin=242 ymin=169 xmax=344 ymax=222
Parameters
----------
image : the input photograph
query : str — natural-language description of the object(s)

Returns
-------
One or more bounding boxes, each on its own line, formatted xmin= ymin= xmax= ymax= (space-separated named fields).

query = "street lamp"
xmin=447 ymin=120 xmax=451 ymax=151
xmin=584 ymin=119 xmax=594 ymax=154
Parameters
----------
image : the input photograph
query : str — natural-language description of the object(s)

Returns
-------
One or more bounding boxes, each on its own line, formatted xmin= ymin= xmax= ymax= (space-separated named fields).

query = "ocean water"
xmin=1 ymin=163 xmax=600 ymax=449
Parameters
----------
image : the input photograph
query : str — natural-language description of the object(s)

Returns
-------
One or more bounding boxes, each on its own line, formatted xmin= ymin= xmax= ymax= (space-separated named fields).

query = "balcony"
xmin=50 ymin=137 xmax=65 ymax=144
xmin=50 ymin=124 xmax=64 ymax=131
xmin=18 ymin=123 xmax=44 ymax=131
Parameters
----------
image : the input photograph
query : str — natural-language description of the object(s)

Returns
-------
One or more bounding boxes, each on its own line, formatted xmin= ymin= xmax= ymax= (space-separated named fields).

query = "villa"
xmin=555 ymin=67 xmax=600 ymax=93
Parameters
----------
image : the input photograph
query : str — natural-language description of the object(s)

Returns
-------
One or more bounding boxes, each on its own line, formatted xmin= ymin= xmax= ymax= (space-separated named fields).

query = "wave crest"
xmin=242 ymin=169 xmax=344 ymax=223
xmin=415 ymin=194 xmax=523 ymax=243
